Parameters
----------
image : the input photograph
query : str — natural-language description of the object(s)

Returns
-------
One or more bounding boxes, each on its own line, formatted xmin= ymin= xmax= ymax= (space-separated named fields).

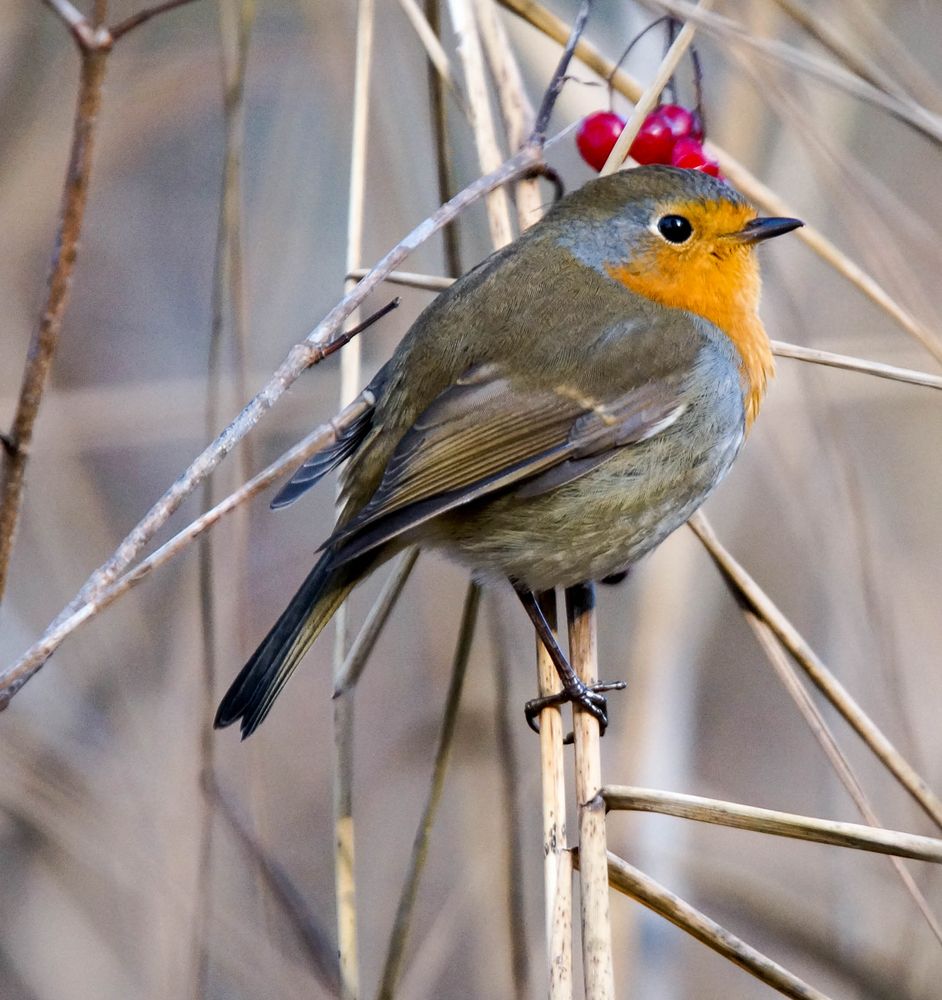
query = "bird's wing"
xmin=327 ymin=362 xmax=688 ymax=565
xmin=269 ymin=377 xmax=386 ymax=509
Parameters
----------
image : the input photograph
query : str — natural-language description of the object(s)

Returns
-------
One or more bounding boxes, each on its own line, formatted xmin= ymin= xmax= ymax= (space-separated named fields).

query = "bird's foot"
xmin=525 ymin=678 xmax=627 ymax=743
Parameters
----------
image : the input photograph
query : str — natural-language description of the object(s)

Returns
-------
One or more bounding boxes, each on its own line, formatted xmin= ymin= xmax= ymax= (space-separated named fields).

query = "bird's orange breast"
xmin=605 ymin=202 xmax=774 ymax=430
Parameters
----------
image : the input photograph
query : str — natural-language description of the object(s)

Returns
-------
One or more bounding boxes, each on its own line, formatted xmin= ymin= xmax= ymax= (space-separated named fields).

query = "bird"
xmin=215 ymin=165 xmax=802 ymax=740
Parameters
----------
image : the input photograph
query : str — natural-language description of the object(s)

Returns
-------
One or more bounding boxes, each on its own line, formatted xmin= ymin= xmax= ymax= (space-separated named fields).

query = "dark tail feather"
xmin=215 ymin=552 xmax=367 ymax=739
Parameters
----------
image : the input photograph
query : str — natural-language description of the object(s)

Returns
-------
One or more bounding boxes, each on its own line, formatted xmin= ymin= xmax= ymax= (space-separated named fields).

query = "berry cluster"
xmin=576 ymin=104 xmax=722 ymax=178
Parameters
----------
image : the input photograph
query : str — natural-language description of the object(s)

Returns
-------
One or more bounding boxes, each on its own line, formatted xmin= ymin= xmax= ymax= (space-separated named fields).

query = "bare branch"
xmin=772 ymin=341 xmax=942 ymax=390
xmin=109 ymin=0 xmax=202 ymax=41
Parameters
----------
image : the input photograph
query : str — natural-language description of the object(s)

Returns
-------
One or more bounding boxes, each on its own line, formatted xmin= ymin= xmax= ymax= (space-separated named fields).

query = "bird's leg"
xmin=514 ymin=584 xmax=626 ymax=740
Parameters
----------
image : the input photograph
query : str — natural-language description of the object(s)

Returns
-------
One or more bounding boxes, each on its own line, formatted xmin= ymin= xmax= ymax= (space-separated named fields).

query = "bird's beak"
xmin=728 ymin=216 xmax=804 ymax=244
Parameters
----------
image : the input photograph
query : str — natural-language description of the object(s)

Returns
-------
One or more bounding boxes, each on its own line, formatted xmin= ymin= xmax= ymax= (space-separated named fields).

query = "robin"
xmin=215 ymin=165 xmax=801 ymax=739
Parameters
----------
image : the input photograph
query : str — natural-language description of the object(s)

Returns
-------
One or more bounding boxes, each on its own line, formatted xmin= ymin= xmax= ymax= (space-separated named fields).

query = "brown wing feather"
xmin=326 ymin=364 xmax=688 ymax=566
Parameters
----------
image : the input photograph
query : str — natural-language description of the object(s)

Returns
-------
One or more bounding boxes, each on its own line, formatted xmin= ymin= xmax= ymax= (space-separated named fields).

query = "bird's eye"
xmin=657 ymin=215 xmax=693 ymax=244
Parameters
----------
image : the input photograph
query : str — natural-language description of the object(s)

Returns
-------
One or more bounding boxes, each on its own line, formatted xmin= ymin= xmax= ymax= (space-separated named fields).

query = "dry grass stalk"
xmin=447 ymin=0 xmax=516 ymax=248
xmin=601 ymin=786 xmax=942 ymax=863
xmin=598 ymin=851 xmax=833 ymax=1000
xmin=771 ymin=342 xmax=942 ymax=391
xmin=206 ymin=774 xmax=343 ymax=996
xmin=566 ymin=584 xmax=615 ymax=998
xmin=332 ymin=0 xmax=378 ymax=992
xmin=398 ymin=0 xmax=465 ymax=108
xmin=641 ymin=0 xmax=942 ymax=144
xmin=535 ymin=591 xmax=572 ymax=998
xmin=193 ymin=0 xmax=256 ymax=990
xmin=474 ymin=0 xmax=543 ymax=227
xmin=495 ymin=0 xmax=942 ymax=366
xmin=333 ymin=548 xmax=422 ymax=696
xmin=747 ymin=615 xmax=942 ymax=944
xmin=688 ymin=511 xmax=942 ymax=832
xmin=376 ymin=582 xmax=480 ymax=1000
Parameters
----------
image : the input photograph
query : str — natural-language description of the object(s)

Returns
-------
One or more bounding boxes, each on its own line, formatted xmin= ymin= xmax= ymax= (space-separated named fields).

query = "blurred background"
xmin=1 ymin=1 xmax=941 ymax=997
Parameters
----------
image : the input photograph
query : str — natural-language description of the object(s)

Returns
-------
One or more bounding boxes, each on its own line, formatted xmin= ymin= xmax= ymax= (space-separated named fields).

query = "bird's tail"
xmin=214 ymin=551 xmax=369 ymax=739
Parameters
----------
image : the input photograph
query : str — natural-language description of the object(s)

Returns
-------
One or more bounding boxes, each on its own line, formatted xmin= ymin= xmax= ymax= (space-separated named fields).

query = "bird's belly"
xmin=430 ymin=421 xmax=743 ymax=591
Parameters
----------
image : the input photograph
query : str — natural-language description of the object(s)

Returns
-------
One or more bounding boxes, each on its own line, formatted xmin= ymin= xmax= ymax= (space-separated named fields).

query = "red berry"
xmin=576 ymin=111 xmax=626 ymax=172
xmin=670 ymin=137 xmax=722 ymax=177
xmin=653 ymin=103 xmax=704 ymax=142
xmin=629 ymin=115 xmax=674 ymax=165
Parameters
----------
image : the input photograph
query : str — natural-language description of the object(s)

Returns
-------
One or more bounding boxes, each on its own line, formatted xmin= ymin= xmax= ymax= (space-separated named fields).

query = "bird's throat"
xmin=606 ymin=257 xmax=773 ymax=430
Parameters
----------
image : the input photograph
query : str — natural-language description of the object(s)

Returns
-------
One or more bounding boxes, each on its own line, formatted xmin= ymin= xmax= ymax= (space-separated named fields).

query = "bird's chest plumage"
xmin=431 ymin=335 xmax=746 ymax=590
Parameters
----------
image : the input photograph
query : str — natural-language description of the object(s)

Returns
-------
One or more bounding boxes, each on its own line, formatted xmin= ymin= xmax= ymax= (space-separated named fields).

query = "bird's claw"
xmin=525 ymin=679 xmax=627 ymax=742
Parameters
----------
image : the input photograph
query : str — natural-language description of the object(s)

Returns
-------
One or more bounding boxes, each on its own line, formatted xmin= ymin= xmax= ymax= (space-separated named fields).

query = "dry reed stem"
xmin=747 ymin=615 xmax=942 ymax=945
xmin=397 ymin=0 xmax=466 ymax=111
xmin=600 ymin=0 xmax=713 ymax=174
xmin=770 ymin=0 xmax=918 ymax=105
xmin=333 ymin=548 xmax=421 ymax=696
xmin=332 ymin=1 xmax=377 ymax=993
xmin=447 ymin=0 xmax=515 ymax=248
xmin=641 ymin=0 xmax=942 ymax=145
xmin=597 ymin=851 xmax=833 ymax=1000
xmin=601 ymin=786 xmax=942 ymax=863
xmin=771 ymin=342 xmax=942 ymax=391
xmin=192 ymin=0 xmax=255 ymax=990
xmin=495 ymin=0 xmax=942 ymax=366
xmin=375 ymin=583 xmax=480 ymax=1000
xmin=550 ymin=848 xmax=574 ymax=999
xmin=688 ymin=511 xmax=942 ymax=832
xmin=475 ymin=0 xmax=543 ymax=227
xmin=534 ymin=591 xmax=571 ymax=998
xmin=0 ymin=141 xmax=543 ymax=703
xmin=206 ymin=775 xmax=342 ymax=996
xmin=566 ymin=584 xmax=615 ymax=999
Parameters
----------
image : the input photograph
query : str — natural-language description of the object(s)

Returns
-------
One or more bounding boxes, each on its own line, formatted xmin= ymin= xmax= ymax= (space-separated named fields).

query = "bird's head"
xmin=549 ymin=166 xmax=802 ymax=427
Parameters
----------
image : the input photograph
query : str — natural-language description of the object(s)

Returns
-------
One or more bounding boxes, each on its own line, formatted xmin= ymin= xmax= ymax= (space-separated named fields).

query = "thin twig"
xmin=346 ymin=268 xmax=454 ymax=291
xmin=566 ymin=583 xmax=615 ymax=998
xmin=530 ymin=0 xmax=591 ymax=142
xmin=496 ymin=0 xmax=942 ymax=366
xmin=687 ymin=512 xmax=942 ymax=832
xmin=109 ymin=0 xmax=201 ymax=40
xmin=596 ymin=851 xmax=834 ymax=1000
xmin=376 ymin=582 xmax=480 ymax=1000
xmin=206 ymin=774 xmax=343 ymax=996
xmin=601 ymin=786 xmax=942 ymax=863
